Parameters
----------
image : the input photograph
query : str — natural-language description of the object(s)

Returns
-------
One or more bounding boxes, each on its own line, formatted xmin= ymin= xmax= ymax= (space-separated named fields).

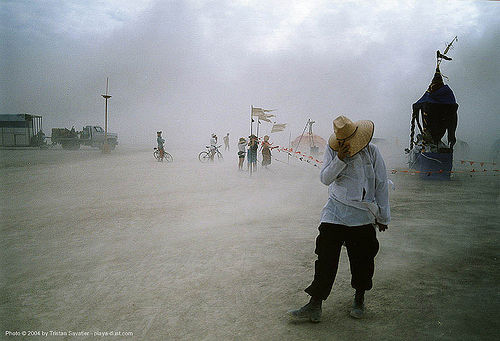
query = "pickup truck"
xmin=51 ymin=125 xmax=118 ymax=150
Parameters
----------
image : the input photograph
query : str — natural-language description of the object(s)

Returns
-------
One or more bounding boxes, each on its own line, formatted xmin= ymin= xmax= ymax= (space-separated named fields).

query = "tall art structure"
xmin=407 ymin=36 xmax=459 ymax=179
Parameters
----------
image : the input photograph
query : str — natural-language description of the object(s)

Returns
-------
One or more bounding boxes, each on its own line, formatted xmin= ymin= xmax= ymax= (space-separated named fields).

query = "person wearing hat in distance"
xmin=260 ymin=135 xmax=277 ymax=168
xmin=237 ymin=137 xmax=247 ymax=170
xmin=247 ymin=135 xmax=258 ymax=171
xmin=209 ymin=133 xmax=218 ymax=160
xmin=156 ymin=131 xmax=165 ymax=160
xmin=289 ymin=115 xmax=390 ymax=322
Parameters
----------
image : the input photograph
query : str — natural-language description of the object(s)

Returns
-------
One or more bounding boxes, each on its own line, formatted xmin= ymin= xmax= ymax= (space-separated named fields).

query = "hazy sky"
xmin=1 ymin=0 xmax=499 ymax=150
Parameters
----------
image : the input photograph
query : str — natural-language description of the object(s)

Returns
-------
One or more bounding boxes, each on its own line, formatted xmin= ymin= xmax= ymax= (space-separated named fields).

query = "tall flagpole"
xmin=250 ymin=105 xmax=253 ymax=176
xmin=101 ymin=77 xmax=112 ymax=154
xmin=250 ymin=105 xmax=253 ymax=137
xmin=255 ymin=117 xmax=260 ymax=173
xmin=288 ymin=131 xmax=291 ymax=164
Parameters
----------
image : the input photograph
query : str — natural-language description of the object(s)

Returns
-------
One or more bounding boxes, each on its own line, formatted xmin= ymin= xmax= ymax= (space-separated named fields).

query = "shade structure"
xmin=291 ymin=134 xmax=327 ymax=155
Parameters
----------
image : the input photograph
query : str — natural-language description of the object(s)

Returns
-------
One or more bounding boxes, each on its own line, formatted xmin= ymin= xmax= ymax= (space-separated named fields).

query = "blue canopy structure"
xmin=411 ymin=67 xmax=458 ymax=150
xmin=413 ymin=84 xmax=457 ymax=106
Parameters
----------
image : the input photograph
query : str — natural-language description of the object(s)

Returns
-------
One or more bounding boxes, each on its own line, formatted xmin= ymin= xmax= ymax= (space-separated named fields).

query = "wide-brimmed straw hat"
xmin=328 ymin=115 xmax=374 ymax=156
xmin=239 ymin=137 xmax=246 ymax=143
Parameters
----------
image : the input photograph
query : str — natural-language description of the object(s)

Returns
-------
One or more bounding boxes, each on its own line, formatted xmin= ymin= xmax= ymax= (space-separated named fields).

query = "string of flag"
xmin=275 ymin=147 xmax=323 ymax=167
xmin=271 ymin=148 xmax=498 ymax=174
xmin=251 ymin=135 xmax=498 ymax=175
xmin=251 ymin=136 xmax=323 ymax=168
xmin=391 ymin=168 xmax=499 ymax=176
xmin=456 ymin=160 xmax=496 ymax=167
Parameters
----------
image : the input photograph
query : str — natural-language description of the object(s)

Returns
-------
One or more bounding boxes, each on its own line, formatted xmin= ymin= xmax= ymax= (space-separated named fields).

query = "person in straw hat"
xmin=289 ymin=115 xmax=390 ymax=322
xmin=247 ymin=134 xmax=258 ymax=171
xmin=237 ymin=137 xmax=247 ymax=170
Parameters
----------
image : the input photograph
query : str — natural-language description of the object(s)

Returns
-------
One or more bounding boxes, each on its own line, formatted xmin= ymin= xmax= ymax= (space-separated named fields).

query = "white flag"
xmin=271 ymin=123 xmax=287 ymax=133
xmin=259 ymin=116 xmax=273 ymax=123
xmin=252 ymin=107 xmax=276 ymax=118
xmin=251 ymin=107 xmax=265 ymax=116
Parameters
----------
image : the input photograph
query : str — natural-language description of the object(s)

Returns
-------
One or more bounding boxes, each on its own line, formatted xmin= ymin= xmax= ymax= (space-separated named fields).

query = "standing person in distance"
xmin=156 ymin=131 xmax=165 ymax=161
xmin=210 ymin=133 xmax=218 ymax=160
xmin=238 ymin=137 xmax=247 ymax=170
xmin=247 ymin=134 xmax=258 ymax=172
xmin=260 ymin=135 xmax=277 ymax=168
xmin=289 ymin=115 xmax=390 ymax=323
xmin=224 ymin=133 xmax=230 ymax=151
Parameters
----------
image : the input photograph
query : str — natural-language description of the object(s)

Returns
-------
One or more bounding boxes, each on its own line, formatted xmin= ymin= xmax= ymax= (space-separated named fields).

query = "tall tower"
xmin=101 ymin=77 xmax=112 ymax=154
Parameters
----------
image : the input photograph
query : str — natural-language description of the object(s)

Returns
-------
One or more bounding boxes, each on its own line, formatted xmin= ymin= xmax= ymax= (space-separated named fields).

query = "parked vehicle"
xmin=51 ymin=125 xmax=118 ymax=150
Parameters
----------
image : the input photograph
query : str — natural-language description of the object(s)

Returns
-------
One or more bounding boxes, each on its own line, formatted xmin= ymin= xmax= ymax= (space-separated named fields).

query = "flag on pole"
xmin=271 ymin=123 xmax=287 ymax=133
xmin=252 ymin=107 xmax=275 ymax=114
xmin=252 ymin=107 xmax=275 ymax=121
xmin=251 ymin=107 xmax=264 ymax=116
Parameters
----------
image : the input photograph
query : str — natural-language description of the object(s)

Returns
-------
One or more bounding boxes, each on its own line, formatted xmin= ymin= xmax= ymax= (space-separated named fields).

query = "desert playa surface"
xmin=1 ymin=147 xmax=499 ymax=340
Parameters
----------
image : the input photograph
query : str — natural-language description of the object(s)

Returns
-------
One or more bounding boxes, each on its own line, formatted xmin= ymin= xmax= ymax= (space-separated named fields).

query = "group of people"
xmin=156 ymin=130 xmax=279 ymax=169
xmin=156 ymin=115 xmax=390 ymax=324
xmin=206 ymin=132 xmax=279 ymax=171
xmin=236 ymin=134 xmax=278 ymax=171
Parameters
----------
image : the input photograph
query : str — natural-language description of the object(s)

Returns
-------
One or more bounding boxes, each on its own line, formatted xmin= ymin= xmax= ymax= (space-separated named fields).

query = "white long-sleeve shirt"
xmin=319 ymin=143 xmax=390 ymax=226
xmin=238 ymin=141 xmax=246 ymax=153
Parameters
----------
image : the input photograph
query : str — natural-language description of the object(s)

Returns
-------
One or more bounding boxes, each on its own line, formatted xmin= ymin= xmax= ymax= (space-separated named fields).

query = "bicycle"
xmin=153 ymin=147 xmax=173 ymax=162
xmin=199 ymin=145 xmax=223 ymax=162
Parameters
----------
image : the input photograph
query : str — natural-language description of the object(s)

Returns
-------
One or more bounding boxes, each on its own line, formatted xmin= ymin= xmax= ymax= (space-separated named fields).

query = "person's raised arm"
xmin=320 ymin=145 xmax=347 ymax=185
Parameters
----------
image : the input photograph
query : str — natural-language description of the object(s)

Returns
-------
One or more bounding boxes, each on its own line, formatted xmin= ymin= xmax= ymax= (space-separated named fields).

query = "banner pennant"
xmin=271 ymin=123 xmax=287 ymax=133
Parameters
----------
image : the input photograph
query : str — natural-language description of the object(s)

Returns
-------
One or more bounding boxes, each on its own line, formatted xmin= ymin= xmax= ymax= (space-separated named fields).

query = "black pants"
xmin=304 ymin=223 xmax=379 ymax=300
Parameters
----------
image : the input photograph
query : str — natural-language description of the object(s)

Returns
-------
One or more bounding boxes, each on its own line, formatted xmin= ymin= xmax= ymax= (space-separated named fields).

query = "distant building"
xmin=0 ymin=114 xmax=43 ymax=147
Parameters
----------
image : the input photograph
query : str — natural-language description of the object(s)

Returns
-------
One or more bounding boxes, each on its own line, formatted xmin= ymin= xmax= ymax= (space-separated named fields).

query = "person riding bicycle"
xmin=157 ymin=131 xmax=165 ymax=159
xmin=209 ymin=133 xmax=218 ymax=160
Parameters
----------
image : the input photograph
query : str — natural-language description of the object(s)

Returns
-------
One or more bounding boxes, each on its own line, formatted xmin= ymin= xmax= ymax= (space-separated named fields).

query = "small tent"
xmin=291 ymin=134 xmax=327 ymax=156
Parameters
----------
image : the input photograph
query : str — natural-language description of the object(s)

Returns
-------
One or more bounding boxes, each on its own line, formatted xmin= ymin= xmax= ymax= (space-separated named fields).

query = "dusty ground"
xmin=1 ymin=146 xmax=499 ymax=340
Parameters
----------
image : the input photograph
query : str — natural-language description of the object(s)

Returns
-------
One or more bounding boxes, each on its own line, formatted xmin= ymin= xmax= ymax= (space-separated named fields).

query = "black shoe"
xmin=350 ymin=291 xmax=365 ymax=319
xmin=288 ymin=298 xmax=322 ymax=323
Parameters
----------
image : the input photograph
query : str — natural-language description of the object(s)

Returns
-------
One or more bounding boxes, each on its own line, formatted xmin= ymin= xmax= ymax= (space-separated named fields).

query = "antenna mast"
xmin=101 ymin=77 xmax=112 ymax=153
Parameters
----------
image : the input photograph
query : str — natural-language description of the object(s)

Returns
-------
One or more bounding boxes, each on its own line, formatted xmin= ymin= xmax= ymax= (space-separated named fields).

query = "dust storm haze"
xmin=1 ymin=1 xmax=500 ymax=340
xmin=1 ymin=0 xmax=499 ymax=153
